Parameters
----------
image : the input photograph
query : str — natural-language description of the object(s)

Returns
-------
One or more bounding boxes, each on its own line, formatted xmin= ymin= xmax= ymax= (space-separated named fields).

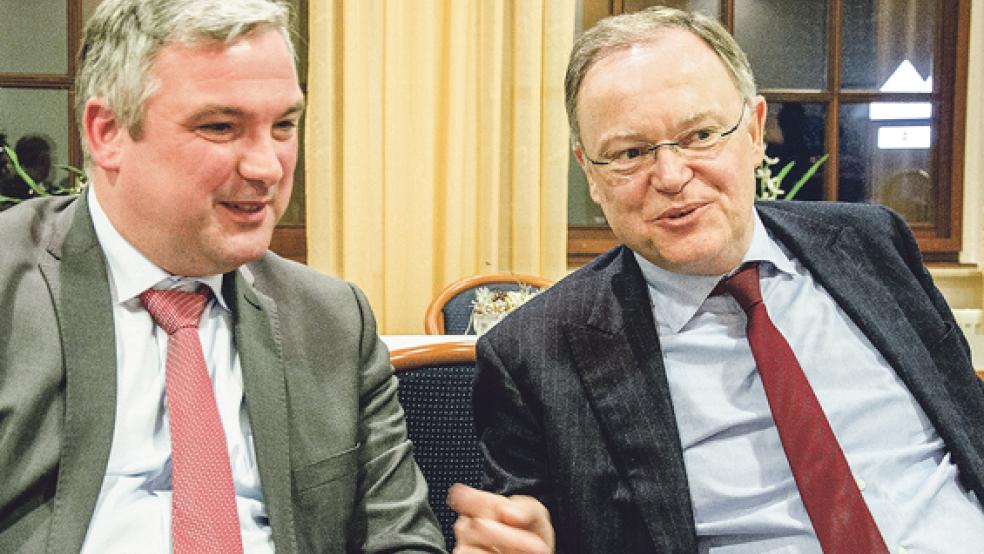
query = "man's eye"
xmin=272 ymin=120 xmax=298 ymax=140
xmin=199 ymin=122 xmax=234 ymax=134
xmin=688 ymin=129 xmax=716 ymax=144
xmin=615 ymin=147 xmax=647 ymax=161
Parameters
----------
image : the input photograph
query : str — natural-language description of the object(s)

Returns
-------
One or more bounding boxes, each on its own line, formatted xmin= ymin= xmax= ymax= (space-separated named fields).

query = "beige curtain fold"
xmin=306 ymin=1 xmax=574 ymax=333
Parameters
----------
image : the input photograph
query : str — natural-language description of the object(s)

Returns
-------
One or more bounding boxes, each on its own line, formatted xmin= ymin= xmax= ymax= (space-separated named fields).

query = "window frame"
xmin=0 ymin=1 xmax=83 ymax=174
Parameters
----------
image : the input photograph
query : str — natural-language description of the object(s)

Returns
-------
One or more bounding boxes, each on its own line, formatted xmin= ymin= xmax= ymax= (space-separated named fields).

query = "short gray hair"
xmin=565 ymin=6 xmax=756 ymax=147
xmin=76 ymin=0 xmax=294 ymax=151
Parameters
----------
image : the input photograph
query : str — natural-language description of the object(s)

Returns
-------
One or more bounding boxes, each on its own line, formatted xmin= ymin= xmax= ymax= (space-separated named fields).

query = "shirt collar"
xmin=634 ymin=209 xmax=797 ymax=333
xmin=87 ymin=186 xmax=229 ymax=309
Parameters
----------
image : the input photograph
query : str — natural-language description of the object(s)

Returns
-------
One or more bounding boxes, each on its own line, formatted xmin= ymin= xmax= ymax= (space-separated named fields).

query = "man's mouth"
xmin=222 ymin=201 xmax=265 ymax=213
xmin=658 ymin=202 xmax=704 ymax=221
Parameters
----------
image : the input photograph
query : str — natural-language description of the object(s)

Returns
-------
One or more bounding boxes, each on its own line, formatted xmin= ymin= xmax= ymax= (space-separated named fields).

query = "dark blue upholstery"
xmin=396 ymin=363 xmax=482 ymax=549
xmin=441 ymin=282 xmax=530 ymax=335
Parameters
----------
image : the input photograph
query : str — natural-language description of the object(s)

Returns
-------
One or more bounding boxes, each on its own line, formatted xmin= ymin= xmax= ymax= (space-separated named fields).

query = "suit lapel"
xmin=41 ymin=195 xmax=119 ymax=553
xmin=225 ymin=271 xmax=297 ymax=553
xmin=566 ymin=248 xmax=696 ymax=551
xmin=757 ymin=205 xmax=945 ymax=404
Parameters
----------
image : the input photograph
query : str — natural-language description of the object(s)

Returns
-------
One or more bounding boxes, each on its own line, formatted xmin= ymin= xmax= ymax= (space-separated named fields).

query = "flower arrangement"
xmin=756 ymin=153 xmax=828 ymax=201
xmin=469 ymin=285 xmax=540 ymax=335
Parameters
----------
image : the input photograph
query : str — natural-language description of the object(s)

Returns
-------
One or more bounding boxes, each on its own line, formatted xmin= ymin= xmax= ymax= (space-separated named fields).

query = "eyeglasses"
xmin=583 ymin=102 xmax=748 ymax=180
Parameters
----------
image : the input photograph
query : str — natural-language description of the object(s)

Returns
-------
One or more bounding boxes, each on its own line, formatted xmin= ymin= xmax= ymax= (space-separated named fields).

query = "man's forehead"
xmin=185 ymin=100 xmax=306 ymax=120
xmin=147 ymin=30 xmax=300 ymax=91
xmin=576 ymin=33 xmax=740 ymax=136
xmin=153 ymin=28 xmax=296 ymax=71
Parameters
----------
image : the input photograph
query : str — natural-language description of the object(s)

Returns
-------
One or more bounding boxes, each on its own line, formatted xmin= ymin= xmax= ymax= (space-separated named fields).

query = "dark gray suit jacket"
xmin=475 ymin=201 xmax=984 ymax=553
xmin=0 ymin=194 xmax=445 ymax=553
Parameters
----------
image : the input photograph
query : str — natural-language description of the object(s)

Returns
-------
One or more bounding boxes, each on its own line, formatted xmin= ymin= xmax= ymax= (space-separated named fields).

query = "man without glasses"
xmin=0 ymin=0 xmax=444 ymax=551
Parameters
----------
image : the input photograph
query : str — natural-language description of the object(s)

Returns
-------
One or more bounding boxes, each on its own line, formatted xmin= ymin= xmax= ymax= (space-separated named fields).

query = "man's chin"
xmin=639 ymin=244 xmax=735 ymax=275
xmin=203 ymin=235 xmax=275 ymax=274
xmin=226 ymin=243 xmax=272 ymax=268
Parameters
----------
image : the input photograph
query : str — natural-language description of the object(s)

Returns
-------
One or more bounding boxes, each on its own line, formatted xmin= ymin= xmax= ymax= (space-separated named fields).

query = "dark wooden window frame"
xmin=0 ymin=2 xmax=83 ymax=176
xmin=569 ymin=0 xmax=970 ymax=266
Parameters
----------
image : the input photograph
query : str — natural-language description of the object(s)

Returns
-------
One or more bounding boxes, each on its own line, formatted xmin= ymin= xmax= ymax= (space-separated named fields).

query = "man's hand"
xmin=447 ymin=483 xmax=554 ymax=554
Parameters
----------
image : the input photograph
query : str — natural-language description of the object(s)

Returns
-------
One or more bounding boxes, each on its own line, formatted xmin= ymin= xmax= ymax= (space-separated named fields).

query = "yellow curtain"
xmin=306 ymin=1 xmax=574 ymax=334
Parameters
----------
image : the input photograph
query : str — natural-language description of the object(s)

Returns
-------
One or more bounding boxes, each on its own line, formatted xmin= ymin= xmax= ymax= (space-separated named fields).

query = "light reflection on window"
xmin=869 ymin=59 xmax=931 ymax=150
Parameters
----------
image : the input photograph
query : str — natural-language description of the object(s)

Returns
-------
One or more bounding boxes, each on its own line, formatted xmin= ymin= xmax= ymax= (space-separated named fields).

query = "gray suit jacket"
xmin=475 ymin=201 xmax=984 ymax=553
xmin=0 ymin=194 xmax=445 ymax=553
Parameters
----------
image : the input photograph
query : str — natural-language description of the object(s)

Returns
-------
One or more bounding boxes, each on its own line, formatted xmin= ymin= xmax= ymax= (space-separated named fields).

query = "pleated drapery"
xmin=305 ymin=1 xmax=574 ymax=333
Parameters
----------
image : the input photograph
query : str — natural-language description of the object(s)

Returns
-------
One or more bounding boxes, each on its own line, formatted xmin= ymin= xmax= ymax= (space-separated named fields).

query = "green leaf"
xmin=784 ymin=153 xmax=829 ymax=200
xmin=774 ymin=161 xmax=796 ymax=184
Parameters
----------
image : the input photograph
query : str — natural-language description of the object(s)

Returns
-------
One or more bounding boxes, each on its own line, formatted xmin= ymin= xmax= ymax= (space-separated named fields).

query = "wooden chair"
xmin=391 ymin=341 xmax=479 ymax=549
xmin=424 ymin=273 xmax=553 ymax=334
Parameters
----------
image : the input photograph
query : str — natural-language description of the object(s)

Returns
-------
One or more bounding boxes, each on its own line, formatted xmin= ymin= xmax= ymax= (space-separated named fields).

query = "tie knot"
xmin=714 ymin=263 xmax=763 ymax=312
xmin=139 ymin=286 xmax=211 ymax=334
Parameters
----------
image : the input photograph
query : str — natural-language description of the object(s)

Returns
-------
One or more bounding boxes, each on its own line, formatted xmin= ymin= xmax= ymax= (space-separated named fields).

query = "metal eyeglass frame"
xmin=583 ymin=102 xmax=749 ymax=173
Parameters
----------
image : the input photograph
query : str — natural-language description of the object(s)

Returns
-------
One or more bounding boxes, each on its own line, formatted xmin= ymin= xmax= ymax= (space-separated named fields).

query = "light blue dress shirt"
xmin=635 ymin=212 xmax=984 ymax=553
xmin=81 ymin=188 xmax=274 ymax=553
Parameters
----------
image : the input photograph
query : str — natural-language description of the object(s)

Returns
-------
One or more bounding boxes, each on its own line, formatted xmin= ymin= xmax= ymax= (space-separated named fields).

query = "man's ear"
xmin=573 ymin=144 xmax=602 ymax=204
xmin=573 ymin=145 xmax=608 ymax=206
xmin=573 ymin=143 xmax=587 ymax=169
xmin=747 ymin=95 xmax=768 ymax=163
xmin=84 ymin=97 xmax=126 ymax=171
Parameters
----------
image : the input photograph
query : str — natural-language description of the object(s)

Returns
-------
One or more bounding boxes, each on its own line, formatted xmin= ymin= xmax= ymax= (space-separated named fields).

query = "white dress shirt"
xmin=80 ymin=188 xmax=274 ymax=553
xmin=636 ymin=212 xmax=984 ymax=553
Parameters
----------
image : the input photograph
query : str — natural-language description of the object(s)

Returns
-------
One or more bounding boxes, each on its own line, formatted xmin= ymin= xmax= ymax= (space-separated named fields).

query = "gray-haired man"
xmin=450 ymin=6 xmax=984 ymax=553
xmin=0 ymin=1 xmax=443 ymax=551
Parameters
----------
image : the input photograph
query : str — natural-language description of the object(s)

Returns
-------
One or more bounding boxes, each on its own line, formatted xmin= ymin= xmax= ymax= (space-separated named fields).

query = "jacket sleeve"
xmin=472 ymin=335 xmax=556 ymax=513
xmin=883 ymin=205 xmax=980 ymax=392
xmin=347 ymin=284 xmax=447 ymax=553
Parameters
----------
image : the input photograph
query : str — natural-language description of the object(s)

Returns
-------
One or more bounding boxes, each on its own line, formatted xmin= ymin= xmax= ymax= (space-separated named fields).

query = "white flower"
xmin=471 ymin=286 xmax=539 ymax=315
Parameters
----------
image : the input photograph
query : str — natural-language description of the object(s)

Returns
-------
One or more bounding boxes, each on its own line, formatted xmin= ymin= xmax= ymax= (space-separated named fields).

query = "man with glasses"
xmin=449 ymin=6 xmax=984 ymax=553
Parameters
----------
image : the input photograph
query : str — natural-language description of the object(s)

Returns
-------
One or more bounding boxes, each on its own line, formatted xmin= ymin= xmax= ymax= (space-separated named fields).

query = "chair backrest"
xmin=424 ymin=273 xmax=553 ymax=334
xmin=392 ymin=341 xmax=480 ymax=549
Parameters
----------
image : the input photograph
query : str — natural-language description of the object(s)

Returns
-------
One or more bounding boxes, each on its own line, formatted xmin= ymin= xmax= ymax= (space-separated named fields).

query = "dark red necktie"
xmin=140 ymin=287 xmax=244 ymax=554
xmin=717 ymin=264 xmax=888 ymax=553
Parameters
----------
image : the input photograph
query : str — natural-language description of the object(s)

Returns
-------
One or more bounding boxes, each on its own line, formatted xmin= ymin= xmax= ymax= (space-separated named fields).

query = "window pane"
xmin=838 ymin=103 xmax=935 ymax=224
xmin=622 ymin=0 xmax=720 ymax=19
xmin=0 ymin=89 xmax=72 ymax=202
xmin=841 ymin=0 xmax=935 ymax=91
xmin=0 ymin=0 xmax=68 ymax=74
xmin=734 ymin=0 xmax=827 ymax=90
xmin=764 ymin=102 xmax=827 ymax=201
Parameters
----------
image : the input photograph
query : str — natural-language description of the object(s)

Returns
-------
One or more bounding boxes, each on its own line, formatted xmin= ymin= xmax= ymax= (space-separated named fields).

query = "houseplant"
xmin=756 ymin=153 xmax=828 ymax=201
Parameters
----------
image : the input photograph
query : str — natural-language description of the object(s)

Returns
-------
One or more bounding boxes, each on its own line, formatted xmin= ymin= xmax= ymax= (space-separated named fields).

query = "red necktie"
xmin=140 ymin=287 xmax=244 ymax=554
xmin=717 ymin=264 xmax=888 ymax=553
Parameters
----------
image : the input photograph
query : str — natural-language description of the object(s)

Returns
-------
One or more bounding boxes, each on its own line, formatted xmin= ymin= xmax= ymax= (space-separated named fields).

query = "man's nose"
xmin=238 ymin=137 xmax=283 ymax=187
xmin=646 ymin=146 xmax=693 ymax=194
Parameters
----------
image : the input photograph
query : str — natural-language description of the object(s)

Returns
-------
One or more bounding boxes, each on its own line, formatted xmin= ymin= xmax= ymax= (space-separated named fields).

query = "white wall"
xmin=934 ymin=1 xmax=984 ymax=312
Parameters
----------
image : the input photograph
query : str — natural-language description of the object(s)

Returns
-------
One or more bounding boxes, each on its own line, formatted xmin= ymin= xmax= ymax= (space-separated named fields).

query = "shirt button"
xmin=856 ymin=478 xmax=866 ymax=491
